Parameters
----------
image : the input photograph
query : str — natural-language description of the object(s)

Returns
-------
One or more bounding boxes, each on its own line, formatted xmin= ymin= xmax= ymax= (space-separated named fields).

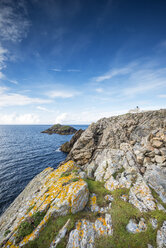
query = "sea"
xmin=0 ymin=125 xmax=88 ymax=216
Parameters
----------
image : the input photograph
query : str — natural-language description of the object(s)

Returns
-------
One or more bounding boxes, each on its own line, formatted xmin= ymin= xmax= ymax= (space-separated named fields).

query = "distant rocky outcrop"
xmin=60 ymin=129 xmax=84 ymax=153
xmin=41 ymin=124 xmax=77 ymax=135
xmin=0 ymin=109 xmax=166 ymax=248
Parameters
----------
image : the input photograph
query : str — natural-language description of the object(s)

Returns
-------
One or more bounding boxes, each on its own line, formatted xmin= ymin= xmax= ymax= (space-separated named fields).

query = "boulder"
xmin=60 ymin=129 xmax=84 ymax=153
xmin=126 ymin=218 xmax=147 ymax=233
xmin=129 ymin=177 xmax=156 ymax=212
xmin=67 ymin=214 xmax=113 ymax=248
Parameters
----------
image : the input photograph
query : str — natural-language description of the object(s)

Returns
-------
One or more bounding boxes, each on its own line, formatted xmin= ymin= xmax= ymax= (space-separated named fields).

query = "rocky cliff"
xmin=0 ymin=109 xmax=166 ymax=248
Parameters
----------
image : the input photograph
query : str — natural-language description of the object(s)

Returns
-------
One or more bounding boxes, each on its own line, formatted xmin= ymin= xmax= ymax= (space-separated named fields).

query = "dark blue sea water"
xmin=0 ymin=125 xmax=88 ymax=216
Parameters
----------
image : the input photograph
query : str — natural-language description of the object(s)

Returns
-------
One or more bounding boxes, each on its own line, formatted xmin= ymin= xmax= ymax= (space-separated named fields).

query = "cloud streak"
xmin=0 ymin=0 xmax=30 ymax=42
xmin=48 ymin=89 xmax=80 ymax=98
xmin=0 ymin=87 xmax=51 ymax=107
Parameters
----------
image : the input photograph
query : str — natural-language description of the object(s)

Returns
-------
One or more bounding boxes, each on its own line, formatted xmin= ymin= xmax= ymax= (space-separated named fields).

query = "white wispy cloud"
xmin=55 ymin=113 xmax=68 ymax=123
xmin=8 ymin=79 xmax=19 ymax=84
xmin=158 ymin=94 xmax=166 ymax=98
xmin=123 ymin=68 xmax=166 ymax=96
xmin=94 ymin=62 xmax=136 ymax=82
xmin=51 ymin=68 xmax=62 ymax=72
xmin=0 ymin=113 xmax=40 ymax=124
xmin=66 ymin=69 xmax=81 ymax=72
xmin=36 ymin=106 xmax=54 ymax=112
xmin=48 ymin=90 xmax=80 ymax=98
xmin=0 ymin=87 xmax=51 ymax=107
xmin=95 ymin=88 xmax=103 ymax=93
xmin=51 ymin=68 xmax=80 ymax=72
xmin=0 ymin=0 xmax=30 ymax=42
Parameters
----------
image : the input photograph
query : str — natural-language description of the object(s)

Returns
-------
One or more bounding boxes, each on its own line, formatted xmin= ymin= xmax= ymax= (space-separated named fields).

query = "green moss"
xmin=60 ymin=172 xmax=71 ymax=178
xmin=16 ymin=211 xmax=46 ymax=244
xmin=85 ymin=179 xmax=110 ymax=206
xmin=4 ymin=229 xmax=11 ymax=237
xmin=112 ymin=167 xmax=125 ymax=179
xmin=27 ymin=204 xmax=35 ymax=214
xmin=70 ymin=178 xmax=79 ymax=183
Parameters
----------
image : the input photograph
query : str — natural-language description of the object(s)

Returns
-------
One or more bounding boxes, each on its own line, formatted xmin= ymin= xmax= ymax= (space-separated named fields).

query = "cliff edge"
xmin=0 ymin=109 xmax=166 ymax=248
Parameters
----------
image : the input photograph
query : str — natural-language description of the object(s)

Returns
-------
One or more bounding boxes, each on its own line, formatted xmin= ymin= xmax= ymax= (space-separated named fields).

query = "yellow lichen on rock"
xmin=2 ymin=161 xmax=89 ymax=248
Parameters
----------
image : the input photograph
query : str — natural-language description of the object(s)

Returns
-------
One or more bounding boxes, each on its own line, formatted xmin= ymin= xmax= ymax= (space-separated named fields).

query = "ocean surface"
xmin=0 ymin=125 xmax=88 ymax=216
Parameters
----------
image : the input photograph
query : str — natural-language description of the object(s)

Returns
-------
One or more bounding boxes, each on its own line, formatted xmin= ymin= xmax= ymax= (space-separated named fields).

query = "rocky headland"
xmin=0 ymin=109 xmax=166 ymax=248
xmin=41 ymin=124 xmax=77 ymax=135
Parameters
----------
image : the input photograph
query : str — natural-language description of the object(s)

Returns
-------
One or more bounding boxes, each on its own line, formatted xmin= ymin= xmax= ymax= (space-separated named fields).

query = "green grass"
xmin=15 ymin=211 xmax=46 ymax=244
xmin=96 ymin=188 xmax=166 ymax=248
xmin=23 ymin=179 xmax=166 ymax=248
xmin=24 ymin=211 xmax=98 ymax=248
xmin=85 ymin=179 xmax=110 ymax=206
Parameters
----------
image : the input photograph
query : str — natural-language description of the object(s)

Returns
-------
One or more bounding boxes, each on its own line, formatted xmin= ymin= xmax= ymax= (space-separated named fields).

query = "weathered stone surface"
xmin=157 ymin=204 xmax=166 ymax=212
xmin=0 ymin=161 xmax=89 ymax=246
xmin=129 ymin=177 xmax=156 ymax=212
xmin=50 ymin=219 xmax=70 ymax=248
xmin=126 ymin=218 xmax=147 ymax=233
xmin=60 ymin=129 xmax=84 ymax=153
xmin=67 ymin=110 xmax=166 ymax=165
xmin=67 ymin=214 xmax=113 ymax=248
xmin=150 ymin=218 xmax=158 ymax=229
xmin=157 ymin=221 xmax=166 ymax=248
xmin=144 ymin=165 xmax=166 ymax=203
xmin=104 ymin=195 xmax=114 ymax=202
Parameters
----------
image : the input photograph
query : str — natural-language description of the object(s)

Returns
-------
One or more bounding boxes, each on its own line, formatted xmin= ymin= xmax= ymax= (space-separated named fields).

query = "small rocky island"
xmin=41 ymin=124 xmax=77 ymax=135
xmin=0 ymin=109 xmax=166 ymax=248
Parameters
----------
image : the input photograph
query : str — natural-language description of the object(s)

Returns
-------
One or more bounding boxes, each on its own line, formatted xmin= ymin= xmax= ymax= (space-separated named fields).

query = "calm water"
xmin=0 ymin=125 xmax=88 ymax=216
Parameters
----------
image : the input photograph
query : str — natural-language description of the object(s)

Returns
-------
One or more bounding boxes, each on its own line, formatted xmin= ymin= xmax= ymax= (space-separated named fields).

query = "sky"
xmin=0 ymin=0 xmax=166 ymax=124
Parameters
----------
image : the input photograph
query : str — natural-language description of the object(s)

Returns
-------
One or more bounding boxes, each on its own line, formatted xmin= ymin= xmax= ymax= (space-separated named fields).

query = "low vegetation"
xmin=19 ymin=179 xmax=166 ymax=248
xmin=15 ymin=211 xmax=46 ymax=244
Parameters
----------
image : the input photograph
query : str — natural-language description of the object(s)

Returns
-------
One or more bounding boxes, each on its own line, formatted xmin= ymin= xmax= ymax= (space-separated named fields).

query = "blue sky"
xmin=0 ymin=0 xmax=166 ymax=124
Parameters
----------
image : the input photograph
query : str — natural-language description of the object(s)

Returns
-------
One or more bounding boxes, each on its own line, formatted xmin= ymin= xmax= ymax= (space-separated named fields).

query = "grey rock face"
xmin=126 ymin=218 xmax=147 ymax=233
xmin=129 ymin=176 xmax=156 ymax=212
xmin=50 ymin=219 xmax=70 ymax=248
xmin=157 ymin=221 xmax=166 ymax=248
xmin=67 ymin=110 xmax=166 ymax=165
xmin=67 ymin=214 xmax=113 ymax=248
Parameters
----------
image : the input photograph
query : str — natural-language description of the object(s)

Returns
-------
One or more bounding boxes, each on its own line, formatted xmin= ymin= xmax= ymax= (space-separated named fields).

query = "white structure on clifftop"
xmin=128 ymin=106 xmax=140 ymax=113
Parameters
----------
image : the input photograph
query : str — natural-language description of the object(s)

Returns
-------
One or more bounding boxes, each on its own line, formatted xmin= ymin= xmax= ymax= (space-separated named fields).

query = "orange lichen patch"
xmin=4 ymin=241 xmax=18 ymax=248
xmin=3 ymin=161 xmax=87 ymax=247
xmin=90 ymin=195 xmax=97 ymax=205
xmin=97 ymin=217 xmax=107 ymax=226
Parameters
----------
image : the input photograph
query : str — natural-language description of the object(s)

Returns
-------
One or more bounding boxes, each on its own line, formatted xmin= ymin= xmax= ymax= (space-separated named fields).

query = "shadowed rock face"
xmin=41 ymin=124 xmax=77 ymax=135
xmin=67 ymin=109 xmax=166 ymax=165
xmin=60 ymin=129 xmax=84 ymax=153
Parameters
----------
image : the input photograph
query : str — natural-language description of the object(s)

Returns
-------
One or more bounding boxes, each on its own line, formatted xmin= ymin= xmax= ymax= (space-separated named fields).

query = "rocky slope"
xmin=0 ymin=109 xmax=166 ymax=248
xmin=41 ymin=124 xmax=77 ymax=135
xmin=60 ymin=129 xmax=84 ymax=153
